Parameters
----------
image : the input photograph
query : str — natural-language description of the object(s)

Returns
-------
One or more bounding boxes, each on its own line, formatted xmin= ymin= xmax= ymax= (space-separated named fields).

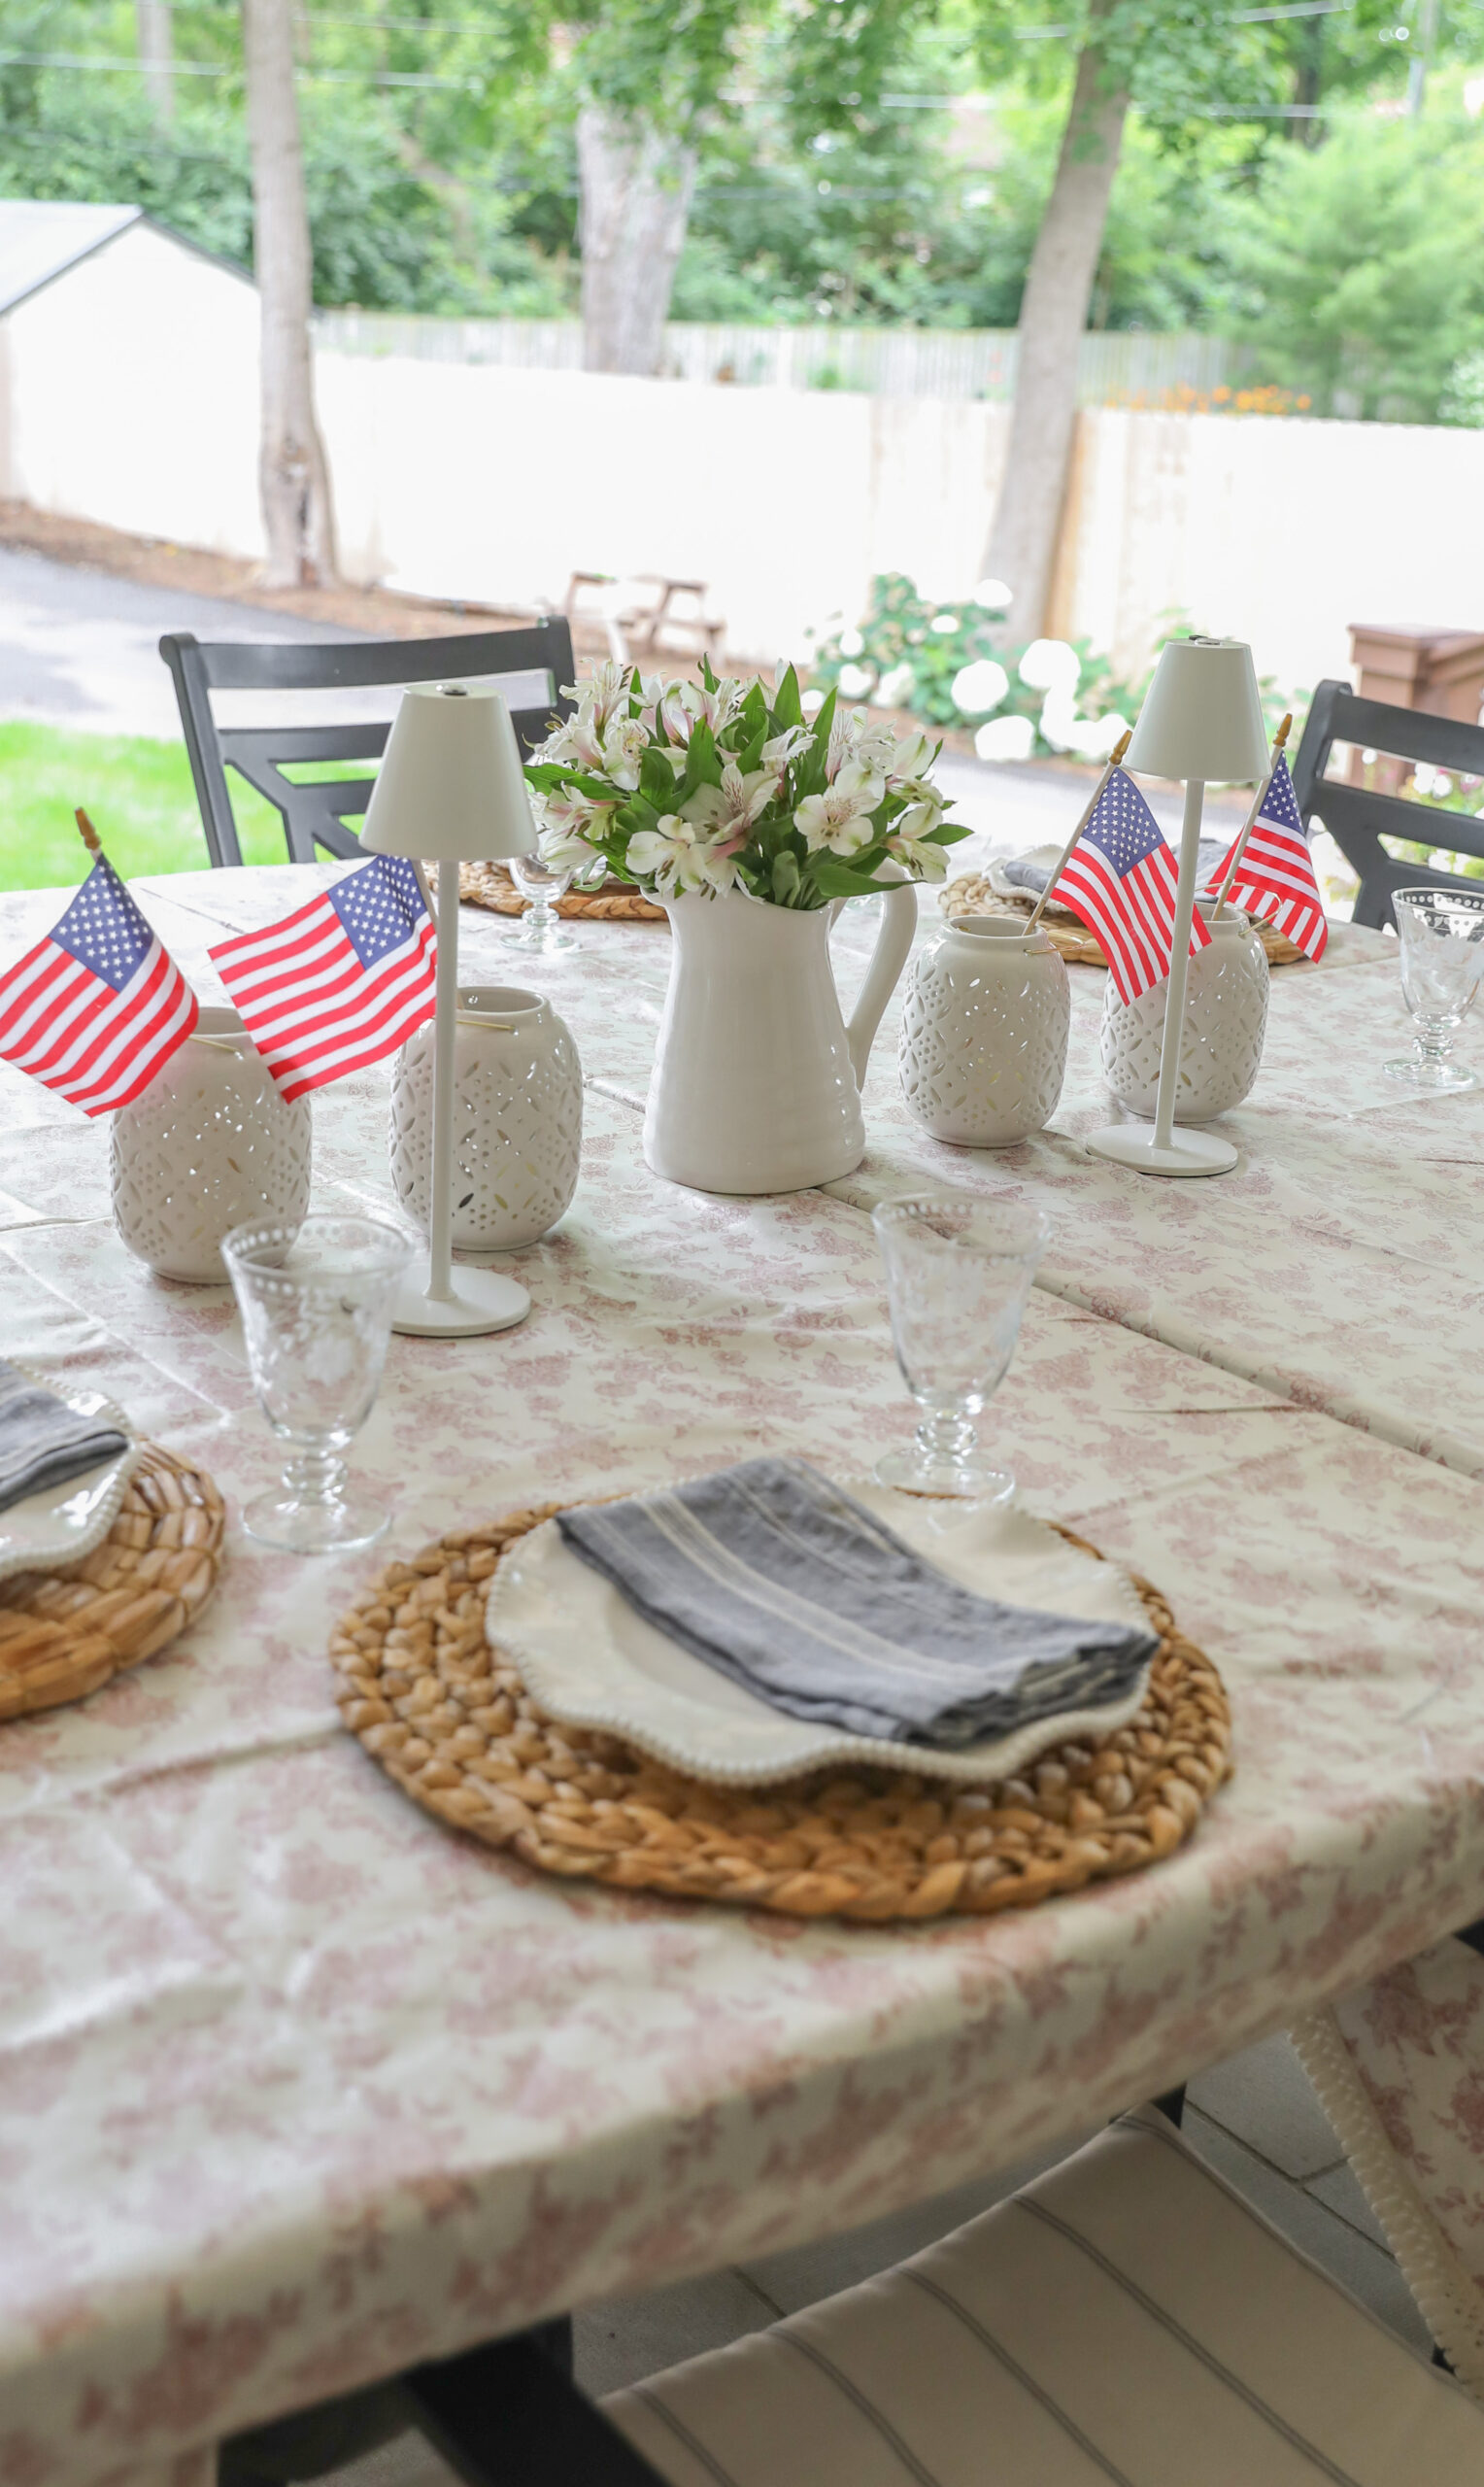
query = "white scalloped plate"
xmin=0 ymin=1371 xmax=140 ymax=1584
xmin=486 ymin=1482 xmax=1153 ymax=1787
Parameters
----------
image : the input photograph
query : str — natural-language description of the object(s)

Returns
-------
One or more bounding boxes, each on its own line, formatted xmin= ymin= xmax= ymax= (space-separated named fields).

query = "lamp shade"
xmin=361 ymin=681 xmax=536 ymax=863
xmin=1124 ymin=637 xmax=1268 ymax=784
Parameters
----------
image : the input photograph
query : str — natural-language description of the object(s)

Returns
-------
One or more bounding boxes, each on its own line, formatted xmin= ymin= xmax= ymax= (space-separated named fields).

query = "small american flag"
xmin=209 ymin=856 xmax=436 ymax=1103
xmin=1204 ymin=754 xmax=1328 ymax=961
xmin=1049 ymin=767 xmax=1211 ymax=1005
xmin=0 ymin=857 xmax=198 ymax=1115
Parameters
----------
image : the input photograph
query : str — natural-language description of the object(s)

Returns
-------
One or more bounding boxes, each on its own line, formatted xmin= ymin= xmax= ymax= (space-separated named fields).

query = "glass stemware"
xmin=1384 ymin=884 xmax=1484 ymax=1091
xmin=506 ymin=846 xmax=579 ymax=955
xmin=223 ymin=1212 xmax=412 ymax=1553
xmin=872 ymin=1194 xmax=1051 ymax=1504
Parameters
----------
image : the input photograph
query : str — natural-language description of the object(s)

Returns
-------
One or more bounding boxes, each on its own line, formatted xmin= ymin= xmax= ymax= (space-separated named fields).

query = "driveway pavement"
xmin=0 ymin=546 xmax=365 ymax=740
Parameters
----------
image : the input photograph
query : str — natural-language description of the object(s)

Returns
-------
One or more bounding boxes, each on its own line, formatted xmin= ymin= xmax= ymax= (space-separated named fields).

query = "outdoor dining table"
xmin=2 ymin=868 xmax=1483 ymax=2487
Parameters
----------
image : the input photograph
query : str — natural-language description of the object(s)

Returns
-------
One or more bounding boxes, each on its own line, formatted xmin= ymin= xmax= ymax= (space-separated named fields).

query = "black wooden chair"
xmin=159 ymin=620 xmax=578 ymax=869
xmin=1290 ymin=678 xmax=1484 ymax=930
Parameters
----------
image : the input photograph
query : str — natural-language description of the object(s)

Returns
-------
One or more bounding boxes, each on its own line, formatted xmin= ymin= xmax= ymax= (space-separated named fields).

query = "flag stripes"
xmin=1049 ymin=766 xmax=1210 ymax=1005
xmin=209 ymin=856 xmax=437 ymax=1102
xmin=0 ymin=859 xmax=198 ymax=1115
xmin=1205 ymin=754 xmax=1328 ymax=962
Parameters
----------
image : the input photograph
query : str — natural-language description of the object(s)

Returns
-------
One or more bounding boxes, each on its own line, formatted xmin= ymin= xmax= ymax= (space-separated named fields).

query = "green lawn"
xmin=0 ymin=723 xmax=293 ymax=890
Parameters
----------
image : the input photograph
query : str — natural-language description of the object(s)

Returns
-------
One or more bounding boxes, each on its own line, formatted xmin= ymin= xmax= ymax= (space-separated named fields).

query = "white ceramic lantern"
xmin=111 ymin=1007 xmax=313 ymax=1282
xmin=899 ymin=916 xmax=1071 ymax=1147
xmin=389 ymin=986 xmax=582 ymax=1250
xmin=1099 ymin=911 xmax=1269 ymax=1124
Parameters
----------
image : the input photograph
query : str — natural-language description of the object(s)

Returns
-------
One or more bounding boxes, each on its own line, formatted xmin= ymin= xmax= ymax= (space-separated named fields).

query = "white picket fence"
xmin=312 ymin=313 xmax=1240 ymax=405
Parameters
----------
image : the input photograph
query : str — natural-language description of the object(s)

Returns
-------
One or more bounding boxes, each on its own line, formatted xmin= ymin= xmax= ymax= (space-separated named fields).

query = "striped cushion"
xmin=605 ymin=2110 xmax=1484 ymax=2487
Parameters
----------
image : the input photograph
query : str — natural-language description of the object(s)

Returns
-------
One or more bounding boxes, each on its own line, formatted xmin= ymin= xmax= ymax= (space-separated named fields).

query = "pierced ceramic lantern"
xmin=899 ymin=915 xmax=1071 ymax=1146
xmin=1099 ymin=911 xmax=1270 ymax=1123
xmin=111 ymin=1006 xmax=313 ymax=1282
xmin=388 ymin=985 xmax=582 ymax=1251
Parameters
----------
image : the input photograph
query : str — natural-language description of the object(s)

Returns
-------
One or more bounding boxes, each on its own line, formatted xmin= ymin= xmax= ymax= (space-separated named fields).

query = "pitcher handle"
xmin=839 ymin=882 xmax=918 ymax=1090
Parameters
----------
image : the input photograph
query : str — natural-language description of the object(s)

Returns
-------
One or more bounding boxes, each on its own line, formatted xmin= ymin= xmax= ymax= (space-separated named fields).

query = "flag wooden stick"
xmin=1211 ymin=713 xmax=1293 ymax=920
xmin=75 ymin=807 xmax=103 ymax=856
xmin=1027 ymin=730 xmax=1132 ymax=930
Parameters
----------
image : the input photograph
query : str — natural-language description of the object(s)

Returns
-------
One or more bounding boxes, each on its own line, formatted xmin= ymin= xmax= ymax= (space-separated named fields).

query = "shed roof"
xmin=0 ymin=200 xmax=144 ymax=315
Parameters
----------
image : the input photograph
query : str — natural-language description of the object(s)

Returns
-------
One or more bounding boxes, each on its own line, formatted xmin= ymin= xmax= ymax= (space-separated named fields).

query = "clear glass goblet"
xmin=506 ymin=846 xmax=579 ymax=955
xmin=1384 ymin=884 xmax=1484 ymax=1090
xmin=223 ymin=1212 xmax=412 ymax=1554
xmin=872 ymin=1194 xmax=1051 ymax=1503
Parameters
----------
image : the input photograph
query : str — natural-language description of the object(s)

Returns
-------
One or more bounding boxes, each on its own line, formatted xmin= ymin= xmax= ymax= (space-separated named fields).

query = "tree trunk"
xmin=982 ymin=11 xmax=1128 ymax=641
xmin=577 ymin=105 xmax=697 ymax=375
xmin=134 ymin=0 xmax=174 ymax=127
xmin=241 ymin=0 xmax=337 ymax=587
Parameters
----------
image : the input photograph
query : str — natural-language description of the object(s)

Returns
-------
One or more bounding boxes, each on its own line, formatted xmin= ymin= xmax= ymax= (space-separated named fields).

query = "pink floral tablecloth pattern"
xmin=1 ymin=873 xmax=1482 ymax=2484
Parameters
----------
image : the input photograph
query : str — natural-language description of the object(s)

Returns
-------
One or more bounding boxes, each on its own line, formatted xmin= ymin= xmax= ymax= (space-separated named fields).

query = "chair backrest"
xmin=1290 ymin=679 xmax=1484 ymax=930
xmin=159 ymin=620 xmax=578 ymax=868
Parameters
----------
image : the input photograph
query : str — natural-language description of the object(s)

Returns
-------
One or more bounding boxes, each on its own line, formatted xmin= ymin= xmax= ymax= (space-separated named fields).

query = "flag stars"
xmin=333 ymin=857 xmax=427 ymax=970
xmin=53 ymin=863 xmax=153 ymax=993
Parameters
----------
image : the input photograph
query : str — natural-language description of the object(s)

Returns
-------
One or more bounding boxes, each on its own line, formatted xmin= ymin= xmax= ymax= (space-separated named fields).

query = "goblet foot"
xmin=1383 ymin=1055 xmax=1476 ymax=1090
xmin=874 ymin=1445 xmax=1015 ymax=1504
xmin=244 ymin=1451 xmax=388 ymax=1553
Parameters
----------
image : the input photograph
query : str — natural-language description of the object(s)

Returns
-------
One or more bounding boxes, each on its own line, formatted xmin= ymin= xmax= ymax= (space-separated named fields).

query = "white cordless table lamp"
xmin=1086 ymin=636 xmax=1269 ymax=1180
xmin=362 ymin=681 xmax=537 ymax=1336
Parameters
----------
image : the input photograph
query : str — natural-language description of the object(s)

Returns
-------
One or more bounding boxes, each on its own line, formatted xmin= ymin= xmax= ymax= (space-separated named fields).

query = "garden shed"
xmin=0 ymin=199 xmax=262 ymax=558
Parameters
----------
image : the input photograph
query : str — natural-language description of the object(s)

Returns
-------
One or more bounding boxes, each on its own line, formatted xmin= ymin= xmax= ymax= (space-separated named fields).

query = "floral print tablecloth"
xmin=1 ymin=872 xmax=1482 ymax=2485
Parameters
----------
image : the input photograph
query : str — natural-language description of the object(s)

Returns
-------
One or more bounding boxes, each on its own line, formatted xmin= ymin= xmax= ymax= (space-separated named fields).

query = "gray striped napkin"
xmin=556 ymin=1457 xmax=1158 ymax=1750
xmin=0 ymin=1362 xmax=130 ymax=1514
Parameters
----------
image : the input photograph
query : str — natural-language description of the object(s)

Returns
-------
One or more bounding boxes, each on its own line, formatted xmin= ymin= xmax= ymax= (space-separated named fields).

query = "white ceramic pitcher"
xmin=644 ymin=886 xmax=918 ymax=1194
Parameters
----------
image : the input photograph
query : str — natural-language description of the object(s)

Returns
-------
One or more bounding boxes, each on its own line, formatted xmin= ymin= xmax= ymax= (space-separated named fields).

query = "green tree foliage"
xmin=1233 ymin=108 xmax=1484 ymax=421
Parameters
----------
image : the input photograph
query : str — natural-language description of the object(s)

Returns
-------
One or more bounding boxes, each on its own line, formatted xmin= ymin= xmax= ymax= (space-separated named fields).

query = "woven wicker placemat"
xmin=0 ymin=1444 xmax=224 ymax=1721
xmin=940 ymin=874 xmax=1307 ymax=970
xmin=331 ymin=1501 xmax=1231 ymax=1922
xmin=459 ymin=862 xmax=666 ymax=924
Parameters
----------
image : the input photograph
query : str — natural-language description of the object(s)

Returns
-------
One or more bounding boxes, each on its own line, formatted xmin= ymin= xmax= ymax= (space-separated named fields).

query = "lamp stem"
xmin=427 ymin=855 xmax=460 ymax=1306
xmin=1152 ymin=777 xmax=1205 ymax=1153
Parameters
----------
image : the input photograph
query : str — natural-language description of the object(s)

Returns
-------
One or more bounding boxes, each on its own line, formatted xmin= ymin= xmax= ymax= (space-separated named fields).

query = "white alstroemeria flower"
xmin=682 ymin=762 xmax=778 ymax=838
xmin=888 ymin=730 xmax=935 ymax=785
xmin=834 ymin=756 xmax=887 ymax=812
xmin=893 ymin=800 xmax=943 ymax=843
xmin=627 ymin=815 xmax=738 ymax=897
xmin=583 ymin=660 xmax=630 ymax=732
xmin=660 ymin=677 xmax=746 ymax=748
xmin=886 ymin=830 xmax=949 ymax=881
xmin=826 ymin=707 xmax=894 ymax=784
xmin=599 ymin=714 xmax=649 ymax=791
xmin=760 ymin=725 xmax=814 ymax=768
xmin=533 ymin=783 xmax=613 ymax=867
xmin=539 ymin=819 xmax=598 ymax=871
xmin=793 ymin=762 xmax=883 ymax=856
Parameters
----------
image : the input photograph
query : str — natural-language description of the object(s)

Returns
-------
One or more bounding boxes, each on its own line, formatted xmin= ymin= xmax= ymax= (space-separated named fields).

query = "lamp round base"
xmin=390 ymin=1257 xmax=531 ymax=1337
xmin=1085 ymin=1123 xmax=1238 ymax=1179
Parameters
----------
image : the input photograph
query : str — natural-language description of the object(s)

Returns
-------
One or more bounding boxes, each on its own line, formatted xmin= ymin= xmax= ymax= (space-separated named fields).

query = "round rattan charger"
xmin=460 ymin=862 xmax=666 ymax=925
xmin=0 ymin=1445 xmax=224 ymax=1721
xmin=940 ymin=872 xmax=1307 ymax=970
xmin=332 ymin=1502 xmax=1231 ymax=1923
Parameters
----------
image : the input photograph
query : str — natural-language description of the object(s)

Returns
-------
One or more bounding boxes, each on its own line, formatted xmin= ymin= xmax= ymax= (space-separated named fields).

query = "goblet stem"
xmin=282 ymin=1446 xmax=348 ymax=1509
xmin=914 ymin=1407 xmax=978 ymax=1470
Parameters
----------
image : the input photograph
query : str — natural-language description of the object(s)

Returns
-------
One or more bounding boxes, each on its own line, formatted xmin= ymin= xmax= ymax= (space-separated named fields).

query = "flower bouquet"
xmin=524 ymin=661 xmax=971 ymax=907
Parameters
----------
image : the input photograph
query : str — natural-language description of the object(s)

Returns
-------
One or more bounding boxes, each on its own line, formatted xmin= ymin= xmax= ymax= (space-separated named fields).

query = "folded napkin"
xmin=1002 ymin=839 xmax=1226 ymax=900
xmin=556 ymin=1458 xmax=1158 ymax=1750
xmin=0 ymin=1362 xmax=130 ymax=1514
